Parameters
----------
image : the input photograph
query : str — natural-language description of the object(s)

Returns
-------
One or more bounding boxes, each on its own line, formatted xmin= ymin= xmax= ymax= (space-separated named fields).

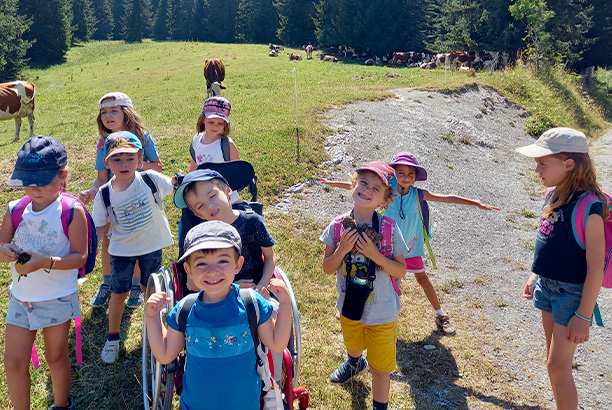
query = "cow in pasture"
xmin=204 ymin=59 xmax=226 ymax=98
xmin=269 ymin=50 xmax=278 ymax=57
xmin=305 ymin=44 xmax=313 ymax=59
xmin=364 ymin=58 xmax=375 ymax=66
xmin=0 ymin=81 xmax=35 ymax=141
xmin=269 ymin=43 xmax=284 ymax=53
xmin=319 ymin=54 xmax=338 ymax=62
xmin=288 ymin=53 xmax=302 ymax=61
xmin=448 ymin=51 xmax=476 ymax=69
xmin=390 ymin=52 xmax=410 ymax=67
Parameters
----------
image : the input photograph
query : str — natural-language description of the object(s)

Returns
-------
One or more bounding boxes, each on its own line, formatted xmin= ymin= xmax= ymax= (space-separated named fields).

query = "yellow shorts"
xmin=340 ymin=315 xmax=397 ymax=372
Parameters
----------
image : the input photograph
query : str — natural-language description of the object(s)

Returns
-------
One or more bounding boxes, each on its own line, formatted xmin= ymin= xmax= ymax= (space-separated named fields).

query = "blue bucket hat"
xmin=8 ymin=136 xmax=68 ymax=187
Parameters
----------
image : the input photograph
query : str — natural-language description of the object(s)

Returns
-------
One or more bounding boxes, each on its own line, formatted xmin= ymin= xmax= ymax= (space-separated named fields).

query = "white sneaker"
xmin=101 ymin=340 xmax=120 ymax=363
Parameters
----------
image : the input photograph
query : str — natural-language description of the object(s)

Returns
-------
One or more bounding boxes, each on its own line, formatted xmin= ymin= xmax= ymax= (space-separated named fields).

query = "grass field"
xmin=0 ymin=41 xmax=609 ymax=409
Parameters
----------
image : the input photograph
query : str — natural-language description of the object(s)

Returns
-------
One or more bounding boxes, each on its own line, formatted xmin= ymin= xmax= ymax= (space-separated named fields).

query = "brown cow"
xmin=0 ymin=81 xmax=35 ymax=141
xmin=389 ymin=52 xmax=410 ymax=67
xmin=305 ymin=44 xmax=313 ymax=59
xmin=203 ymin=59 xmax=226 ymax=98
xmin=318 ymin=54 xmax=338 ymax=62
xmin=288 ymin=53 xmax=302 ymax=61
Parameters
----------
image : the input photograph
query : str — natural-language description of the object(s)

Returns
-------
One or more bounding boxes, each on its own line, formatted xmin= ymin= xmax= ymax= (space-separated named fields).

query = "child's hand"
xmin=78 ymin=188 xmax=97 ymax=204
xmin=267 ymin=278 xmax=290 ymax=304
xmin=15 ymin=252 xmax=48 ymax=276
xmin=0 ymin=243 xmax=19 ymax=263
xmin=354 ymin=232 xmax=379 ymax=260
xmin=567 ymin=314 xmax=590 ymax=344
xmin=521 ymin=273 xmax=538 ymax=300
xmin=478 ymin=202 xmax=500 ymax=211
xmin=235 ymin=278 xmax=255 ymax=289
xmin=145 ymin=292 xmax=170 ymax=318
xmin=337 ymin=228 xmax=359 ymax=255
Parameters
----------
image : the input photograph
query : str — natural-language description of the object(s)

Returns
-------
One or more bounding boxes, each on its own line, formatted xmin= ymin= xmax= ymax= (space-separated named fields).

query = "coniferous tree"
xmin=19 ymin=0 xmax=72 ymax=64
xmin=192 ymin=0 xmax=209 ymax=41
xmin=546 ymin=0 xmax=593 ymax=66
xmin=0 ymin=0 xmax=32 ymax=80
xmin=112 ymin=0 xmax=124 ymax=39
xmin=579 ymin=0 xmax=612 ymax=68
xmin=72 ymin=0 xmax=97 ymax=43
xmin=207 ymin=0 xmax=238 ymax=43
xmin=237 ymin=0 xmax=278 ymax=43
xmin=314 ymin=0 xmax=340 ymax=47
xmin=122 ymin=0 xmax=153 ymax=42
xmin=153 ymin=0 xmax=170 ymax=40
xmin=275 ymin=0 xmax=313 ymax=46
xmin=92 ymin=0 xmax=114 ymax=40
xmin=167 ymin=0 xmax=193 ymax=40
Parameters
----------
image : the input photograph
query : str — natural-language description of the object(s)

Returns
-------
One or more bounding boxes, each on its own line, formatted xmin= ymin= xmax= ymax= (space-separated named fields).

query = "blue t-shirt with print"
xmin=95 ymin=131 xmax=160 ymax=177
xmin=166 ymin=284 xmax=273 ymax=410
xmin=384 ymin=182 xmax=426 ymax=257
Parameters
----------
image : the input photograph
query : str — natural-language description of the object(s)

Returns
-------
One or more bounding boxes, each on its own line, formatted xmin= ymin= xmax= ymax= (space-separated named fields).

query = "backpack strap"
xmin=139 ymin=170 xmax=164 ymax=211
xmin=100 ymin=184 xmax=118 ymax=226
xmin=572 ymin=192 xmax=601 ymax=250
xmin=176 ymin=293 xmax=199 ymax=333
xmin=416 ymin=189 xmax=437 ymax=270
xmin=332 ymin=213 xmax=350 ymax=247
xmin=189 ymin=140 xmax=196 ymax=162
xmin=239 ymin=288 xmax=260 ymax=349
xmin=380 ymin=216 xmax=401 ymax=296
xmin=10 ymin=196 xmax=32 ymax=232
xmin=243 ymin=209 xmax=264 ymax=275
xmin=220 ymin=136 xmax=230 ymax=162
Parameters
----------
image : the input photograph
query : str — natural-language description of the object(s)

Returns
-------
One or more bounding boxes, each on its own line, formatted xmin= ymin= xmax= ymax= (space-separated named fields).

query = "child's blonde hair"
xmin=97 ymin=106 xmax=149 ymax=147
xmin=544 ymin=152 xmax=610 ymax=220
xmin=196 ymin=114 xmax=231 ymax=136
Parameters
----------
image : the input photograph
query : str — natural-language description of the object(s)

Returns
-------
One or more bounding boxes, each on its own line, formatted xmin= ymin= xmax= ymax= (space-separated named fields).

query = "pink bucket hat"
xmin=389 ymin=151 xmax=428 ymax=181
xmin=356 ymin=161 xmax=395 ymax=186
xmin=202 ymin=96 xmax=231 ymax=123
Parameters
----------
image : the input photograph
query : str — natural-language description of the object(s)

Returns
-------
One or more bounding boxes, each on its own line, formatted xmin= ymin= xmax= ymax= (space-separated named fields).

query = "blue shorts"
xmin=6 ymin=292 xmax=80 ymax=331
xmin=110 ymin=250 xmax=162 ymax=294
xmin=532 ymin=276 xmax=585 ymax=326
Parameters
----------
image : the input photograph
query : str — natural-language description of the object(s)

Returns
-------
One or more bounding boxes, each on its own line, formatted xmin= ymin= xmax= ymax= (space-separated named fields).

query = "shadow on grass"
xmin=396 ymin=331 xmax=545 ymax=410
xmin=341 ymin=378 xmax=370 ymax=410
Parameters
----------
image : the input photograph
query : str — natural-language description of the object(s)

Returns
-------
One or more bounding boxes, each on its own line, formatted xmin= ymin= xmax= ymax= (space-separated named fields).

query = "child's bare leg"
xmin=547 ymin=322 xmax=579 ymax=410
xmin=4 ymin=324 xmax=36 ymax=410
xmin=414 ymin=271 xmax=441 ymax=311
xmin=370 ymin=366 xmax=391 ymax=403
xmin=347 ymin=347 xmax=363 ymax=358
xmin=542 ymin=311 xmax=554 ymax=358
xmin=108 ymin=292 xmax=129 ymax=333
xmin=42 ymin=321 xmax=71 ymax=407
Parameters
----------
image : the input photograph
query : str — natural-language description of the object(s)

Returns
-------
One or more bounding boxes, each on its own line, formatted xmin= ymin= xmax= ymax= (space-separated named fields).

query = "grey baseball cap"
xmin=178 ymin=220 xmax=242 ymax=263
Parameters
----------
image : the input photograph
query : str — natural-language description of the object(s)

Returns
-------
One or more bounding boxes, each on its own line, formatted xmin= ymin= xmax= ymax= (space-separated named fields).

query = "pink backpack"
xmin=572 ymin=191 xmax=612 ymax=288
xmin=333 ymin=213 xmax=402 ymax=295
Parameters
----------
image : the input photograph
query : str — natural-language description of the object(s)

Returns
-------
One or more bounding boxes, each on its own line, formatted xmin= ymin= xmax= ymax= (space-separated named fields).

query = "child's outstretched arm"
xmin=567 ymin=213 xmax=604 ymax=344
xmin=258 ymin=278 xmax=291 ymax=353
xmin=79 ymin=170 xmax=109 ymax=204
xmin=319 ymin=178 xmax=351 ymax=190
xmin=423 ymin=190 xmax=500 ymax=210
xmin=145 ymin=292 xmax=186 ymax=364
xmin=322 ymin=228 xmax=360 ymax=274
xmin=256 ymin=246 xmax=276 ymax=293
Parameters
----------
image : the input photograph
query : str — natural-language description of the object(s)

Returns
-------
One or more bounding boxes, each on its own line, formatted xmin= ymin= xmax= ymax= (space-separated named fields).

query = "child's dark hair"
xmin=196 ymin=114 xmax=231 ymax=136
xmin=97 ymin=106 xmax=149 ymax=147
xmin=351 ymin=170 xmax=395 ymax=205
xmin=545 ymin=152 xmax=610 ymax=220
xmin=183 ymin=178 xmax=230 ymax=205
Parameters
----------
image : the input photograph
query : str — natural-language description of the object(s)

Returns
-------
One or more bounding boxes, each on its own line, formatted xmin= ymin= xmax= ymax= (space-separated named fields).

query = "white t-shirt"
xmin=93 ymin=171 xmax=174 ymax=257
xmin=191 ymin=133 xmax=240 ymax=203
xmin=9 ymin=196 xmax=78 ymax=302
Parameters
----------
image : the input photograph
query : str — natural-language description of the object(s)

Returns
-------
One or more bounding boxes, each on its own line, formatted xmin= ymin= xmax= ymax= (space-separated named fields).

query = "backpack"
xmin=333 ymin=212 xmax=402 ymax=295
xmin=176 ymin=288 xmax=283 ymax=409
xmin=100 ymin=170 xmax=163 ymax=226
xmin=10 ymin=192 xmax=98 ymax=278
xmin=189 ymin=135 xmax=230 ymax=163
xmin=571 ymin=190 xmax=612 ymax=326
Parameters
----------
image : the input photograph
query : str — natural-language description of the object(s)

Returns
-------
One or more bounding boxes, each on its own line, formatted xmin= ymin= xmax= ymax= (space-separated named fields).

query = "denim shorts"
xmin=6 ymin=292 xmax=80 ymax=331
xmin=532 ymin=276 xmax=585 ymax=326
xmin=110 ymin=250 xmax=162 ymax=294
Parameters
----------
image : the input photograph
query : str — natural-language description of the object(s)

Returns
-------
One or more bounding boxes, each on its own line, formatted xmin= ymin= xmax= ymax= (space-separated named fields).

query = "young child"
xmin=0 ymin=136 xmax=87 ymax=410
xmin=320 ymin=162 xmax=408 ymax=410
xmin=145 ymin=220 xmax=291 ymax=410
xmin=92 ymin=131 xmax=174 ymax=364
xmin=517 ymin=127 xmax=607 ymax=409
xmin=174 ymin=168 xmax=276 ymax=293
xmin=80 ymin=92 xmax=163 ymax=310
xmin=321 ymin=151 xmax=499 ymax=335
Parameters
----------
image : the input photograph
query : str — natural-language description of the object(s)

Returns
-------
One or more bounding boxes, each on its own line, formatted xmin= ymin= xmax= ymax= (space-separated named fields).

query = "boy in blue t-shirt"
xmin=145 ymin=221 xmax=291 ymax=410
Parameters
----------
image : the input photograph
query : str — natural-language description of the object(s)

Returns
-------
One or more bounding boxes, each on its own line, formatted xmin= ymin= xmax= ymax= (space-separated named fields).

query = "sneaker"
xmin=49 ymin=396 xmax=77 ymax=410
xmin=101 ymin=340 xmax=120 ymax=363
xmin=329 ymin=357 xmax=368 ymax=384
xmin=435 ymin=315 xmax=456 ymax=336
xmin=126 ymin=284 xmax=144 ymax=308
xmin=90 ymin=283 xmax=111 ymax=307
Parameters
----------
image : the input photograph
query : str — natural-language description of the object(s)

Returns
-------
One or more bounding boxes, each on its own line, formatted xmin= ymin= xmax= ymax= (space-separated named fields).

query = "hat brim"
xmin=178 ymin=240 xmax=238 ymax=263
xmin=196 ymin=160 xmax=255 ymax=192
xmin=204 ymin=113 xmax=229 ymax=123
xmin=390 ymin=161 xmax=428 ymax=181
xmin=104 ymin=147 xmax=141 ymax=161
xmin=8 ymin=168 xmax=59 ymax=187
xmin=515 ymin=144 xmax=554 ymax=158
xmin=174 ymin=170 xmax=230 ymax=209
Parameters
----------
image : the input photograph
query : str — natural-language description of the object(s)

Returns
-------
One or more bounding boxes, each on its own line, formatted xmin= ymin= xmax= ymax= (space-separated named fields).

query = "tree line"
xmin=1 ymin=0 xmax=610 ymax=81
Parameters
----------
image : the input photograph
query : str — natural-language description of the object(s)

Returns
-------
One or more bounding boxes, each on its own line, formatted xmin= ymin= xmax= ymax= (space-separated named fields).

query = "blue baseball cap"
xmin=103 ymin=131 xmax=143 ymax=160
xmin=8 ymin=136 xmax=68 ymax=187
xmin=174 ymin=169 xmax=231 ymax=209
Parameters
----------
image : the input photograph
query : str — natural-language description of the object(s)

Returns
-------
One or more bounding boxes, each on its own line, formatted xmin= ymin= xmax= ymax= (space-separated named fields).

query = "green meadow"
xmin=0 ymin=41 xmax=608 ymax=409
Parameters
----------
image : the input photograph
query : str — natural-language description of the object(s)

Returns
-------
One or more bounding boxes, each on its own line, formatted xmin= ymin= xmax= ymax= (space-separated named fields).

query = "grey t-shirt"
xmin=320 ymin=213 xmax=408 ymax=325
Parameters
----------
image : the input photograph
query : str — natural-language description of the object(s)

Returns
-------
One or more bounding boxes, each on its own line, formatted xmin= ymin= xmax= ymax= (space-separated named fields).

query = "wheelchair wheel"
xmin=142 ymin=267 xmax=176 ymax=410
xmin=275 ymin=267 xmax=302 ymax=385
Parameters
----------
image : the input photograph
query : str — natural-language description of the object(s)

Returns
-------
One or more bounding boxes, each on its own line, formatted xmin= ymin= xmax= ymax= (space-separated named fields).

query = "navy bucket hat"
xmin=8 ymin=136 xmax=68 ymax=187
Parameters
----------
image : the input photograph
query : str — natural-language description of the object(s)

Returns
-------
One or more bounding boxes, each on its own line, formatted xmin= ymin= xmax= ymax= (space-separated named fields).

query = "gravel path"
xmin=275 ymin=85 xmax=612 ymax=409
